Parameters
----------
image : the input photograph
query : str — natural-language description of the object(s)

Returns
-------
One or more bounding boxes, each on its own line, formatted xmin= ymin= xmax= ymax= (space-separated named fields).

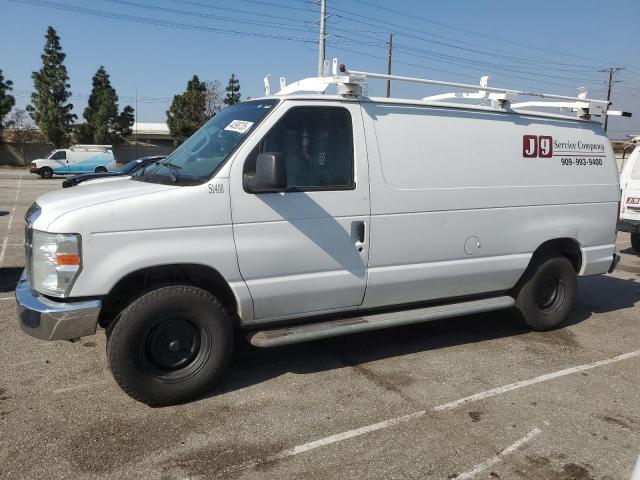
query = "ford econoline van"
xmin=618 ymin=144 xmax=640 ymax=251
xmin=15 ymin=63 xmax=623 ymax=406
xmin=29 ymin=144 xmax=116 ymax=178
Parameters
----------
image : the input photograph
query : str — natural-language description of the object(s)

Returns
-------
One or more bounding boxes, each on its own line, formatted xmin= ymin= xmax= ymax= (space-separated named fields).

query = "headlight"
xmin=31 ymin=230 xmax=81 ymax=297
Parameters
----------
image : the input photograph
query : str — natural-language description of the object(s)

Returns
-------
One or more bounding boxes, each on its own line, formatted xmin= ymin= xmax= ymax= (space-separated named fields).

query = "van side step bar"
xmin=247 ymin=295 xmax=515 ymax=348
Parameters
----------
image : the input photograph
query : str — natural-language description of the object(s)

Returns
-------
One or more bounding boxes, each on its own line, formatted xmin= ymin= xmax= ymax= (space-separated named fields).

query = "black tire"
xmin=514 ymin=254 xmax=577 ymax=331
xmin=40 ymin=167 xmax=53 ymax=179
xmin=631 ymin=233 xmax=640 ymax=253
xmin=107 ymin=285 xmax=233 ymax=406
xmin=95 ymin=166 xmax=108 ymax=173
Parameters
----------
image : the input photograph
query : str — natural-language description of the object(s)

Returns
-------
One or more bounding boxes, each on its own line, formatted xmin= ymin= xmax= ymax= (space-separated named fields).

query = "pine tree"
xmin=84 ymin=66 xmax=118 ymax=144
xmin=0 ymin=69 xmax=16 ymax=142
xmin=117 ymin=105 xmax=135 ymax=138
xmin=80 ymin=66 xmax=134 ymax=144
xmin=224 ymin=74 xmax=241 ymax=106
xmin=27 ymin=26 xmax=76 ymax=147
xmin=166 ymin=75 xmax=207 ymax=145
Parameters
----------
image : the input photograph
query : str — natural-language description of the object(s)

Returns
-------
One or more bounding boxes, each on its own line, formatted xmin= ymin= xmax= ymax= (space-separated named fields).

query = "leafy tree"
xmin=5 ymin=108 xmax=38 ymax=159
xmin=205 ymin=79 xmax=224 ymax=118
xmin=27 ymin=26 xmax=76 ymax=147
xmin=224 ymin=73 xmax=241 ymax=106
xmin=166 ymin=75 xmax=207 ymax=145
xmin=0 ymin=69 xmax=16 ymax=142
xmin=81 ymin=66 xmax=134 ymax=144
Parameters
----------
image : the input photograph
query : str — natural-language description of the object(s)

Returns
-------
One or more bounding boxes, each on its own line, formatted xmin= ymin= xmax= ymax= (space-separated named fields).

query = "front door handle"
xmin=353 ymin=221 xmax=365 ymax=252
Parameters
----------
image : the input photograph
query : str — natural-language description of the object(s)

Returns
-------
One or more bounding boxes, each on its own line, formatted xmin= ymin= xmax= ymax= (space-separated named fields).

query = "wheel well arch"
xmin=98 ymin=263 xmax=238 ymax=329
xmin=530 ymin=238 xmax=582 ymax=273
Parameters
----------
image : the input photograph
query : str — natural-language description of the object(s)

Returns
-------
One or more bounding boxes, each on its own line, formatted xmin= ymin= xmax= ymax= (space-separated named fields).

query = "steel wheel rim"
xmin=140 ymin=316 xmax=211 ymax=382
xmin=536 ymin=272 xmax=565 ymax=311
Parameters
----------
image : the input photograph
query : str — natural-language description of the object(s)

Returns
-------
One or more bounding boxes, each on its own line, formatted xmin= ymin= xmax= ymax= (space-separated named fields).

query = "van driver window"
xmin=245 ymin=107 xmax=354 ymax=190
xmin=52 ymin=151 xmax=66 ymax=160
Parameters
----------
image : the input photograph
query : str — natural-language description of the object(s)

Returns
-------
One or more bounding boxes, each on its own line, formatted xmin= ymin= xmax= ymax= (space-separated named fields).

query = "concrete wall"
xmin=0 ymin=141 xmax=175 ymax=166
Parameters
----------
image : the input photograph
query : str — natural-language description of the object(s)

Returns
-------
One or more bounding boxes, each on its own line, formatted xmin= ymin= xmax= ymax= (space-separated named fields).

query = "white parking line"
xmin=217 ymin=410 xmax=426 ymax=477
xmin=0 ymin=237 xmax=8 ymax=266
xmin=215 ymin=349 xmax=639 ymax=476
xmin=451 ymin=428 xmax=542 ymax=480
xmin=6 ymin=174 xmax=23 ymax=232
xmin=434 ymin=349 xmax=640 ymax=411
xmin=0 ymin=296 xmax=14 ymax=301
xmin=1 ymin=174 xmax=23 ymax=267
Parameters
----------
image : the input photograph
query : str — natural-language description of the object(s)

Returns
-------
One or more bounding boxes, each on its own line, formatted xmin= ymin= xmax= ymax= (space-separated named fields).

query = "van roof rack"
xmin=266 ymin=58 xmax=631 ymax=121
xmin=71 ymin=144 xmax=112 ymax=151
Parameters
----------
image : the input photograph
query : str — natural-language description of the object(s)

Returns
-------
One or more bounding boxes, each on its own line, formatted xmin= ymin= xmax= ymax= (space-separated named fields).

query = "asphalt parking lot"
xmin=0 ymin=167 xmax=639 ymax=480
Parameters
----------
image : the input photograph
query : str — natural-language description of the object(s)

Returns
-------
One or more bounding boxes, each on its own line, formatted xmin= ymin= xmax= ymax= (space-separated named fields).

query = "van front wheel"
xmin=514 ymin=255 xmax=577 ymax=331
xmin=39 ymin=167 xmax=53 ymax=179
xmin=107 ymin=285 xmax=233 ymax=406
xmin=631 ymin=233 xmax=640 ymax=253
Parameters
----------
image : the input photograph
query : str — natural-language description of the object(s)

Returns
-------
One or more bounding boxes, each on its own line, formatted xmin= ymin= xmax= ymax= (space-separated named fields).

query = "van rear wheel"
xmin=95 ymin=166 xmax=107 ymax=173
xmin=39 ymin=167 xmax=53 ymax=179
xmin=107 ymin=285 xmax=233 ymax=406
xmin=631 ymin=233 xmax=640 ymax=253
xmin=514 ymin=254 xmax=576 ymax=331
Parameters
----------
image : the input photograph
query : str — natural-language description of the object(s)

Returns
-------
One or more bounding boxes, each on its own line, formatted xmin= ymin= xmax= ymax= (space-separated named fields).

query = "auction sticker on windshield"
xmin=225 ymin=120 xmax=254 ymax=133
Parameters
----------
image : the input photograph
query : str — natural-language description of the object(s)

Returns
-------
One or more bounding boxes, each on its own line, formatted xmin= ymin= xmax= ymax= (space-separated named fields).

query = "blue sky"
xmin=1 ymin=0 xmax=639 ymax=138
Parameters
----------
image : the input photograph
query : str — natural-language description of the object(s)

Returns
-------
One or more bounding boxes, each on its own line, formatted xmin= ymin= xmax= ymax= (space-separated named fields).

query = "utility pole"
xmin=317 ymin=0 xmax=327 ymax=76
xmin=134 ymin=86 xmax=138 ymax=159
xmin=600 ymin=67 xmax=624 ymax=133
xmin=386 ymin=33 xmax=393 ymax=97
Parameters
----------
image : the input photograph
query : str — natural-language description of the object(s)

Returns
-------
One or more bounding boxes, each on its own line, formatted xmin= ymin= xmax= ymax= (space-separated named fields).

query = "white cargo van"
xmin=618 ymin=144 xmax=640 ymax=251
xmin=16 ymin=62 xmax=625 ymax=406
xmin=29 ymin=144 xmax=116 ymax=178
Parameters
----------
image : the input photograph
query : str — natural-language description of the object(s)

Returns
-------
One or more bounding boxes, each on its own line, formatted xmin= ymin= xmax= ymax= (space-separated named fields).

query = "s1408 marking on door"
xmin=209 ymin=183 xmax=224 ymax=194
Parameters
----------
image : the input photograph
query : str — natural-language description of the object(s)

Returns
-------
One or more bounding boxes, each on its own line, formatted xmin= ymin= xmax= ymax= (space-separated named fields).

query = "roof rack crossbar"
xmin=347 ymin=69 xmax=605 ymax=104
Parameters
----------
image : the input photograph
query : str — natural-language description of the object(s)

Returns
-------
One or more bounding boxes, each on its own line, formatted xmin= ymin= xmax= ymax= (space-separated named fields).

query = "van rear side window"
xmin=244 ymin=107 xmax=354 ymax=191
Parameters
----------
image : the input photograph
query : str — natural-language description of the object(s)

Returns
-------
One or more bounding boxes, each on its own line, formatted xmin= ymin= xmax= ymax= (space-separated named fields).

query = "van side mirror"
xmin=244 ymin=152 xmax=287 ymax=193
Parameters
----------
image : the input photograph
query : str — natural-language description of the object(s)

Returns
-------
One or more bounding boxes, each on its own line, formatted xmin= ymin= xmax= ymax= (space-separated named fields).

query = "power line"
xmin=10 ymin=0 xmax=319 ymax=43
xmin=100 ymin=0 xmax=322 ymax=34
xmin=328 ymin=6 xmax=608 ymax=71
xmin=13 ymin=89 xmax=173 ymax=103
xmin=350 ymin=0 xmax=625 ymax=67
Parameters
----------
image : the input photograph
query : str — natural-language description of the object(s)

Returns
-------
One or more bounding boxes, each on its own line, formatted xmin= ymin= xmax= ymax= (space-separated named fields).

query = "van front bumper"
xmin=618 ymin=218 xmax=640 ymax=234
xmin=15 ymin=271 xmax=101 ymax=341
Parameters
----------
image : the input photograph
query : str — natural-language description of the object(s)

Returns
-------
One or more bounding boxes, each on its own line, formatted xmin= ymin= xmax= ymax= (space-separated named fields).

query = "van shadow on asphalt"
xmin=203 ymin=273 xmax=640 ymax=401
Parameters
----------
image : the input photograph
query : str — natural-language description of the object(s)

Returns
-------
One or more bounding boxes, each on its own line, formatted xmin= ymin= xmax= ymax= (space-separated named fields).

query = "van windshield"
xmin=133 ymin=99 xmax=278 ymax=185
